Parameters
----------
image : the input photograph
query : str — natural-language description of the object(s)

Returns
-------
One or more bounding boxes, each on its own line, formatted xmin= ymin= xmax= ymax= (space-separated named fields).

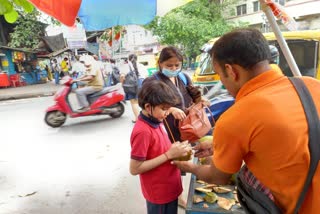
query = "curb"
xmin=0 ymin=92 xmax=56 ymax=101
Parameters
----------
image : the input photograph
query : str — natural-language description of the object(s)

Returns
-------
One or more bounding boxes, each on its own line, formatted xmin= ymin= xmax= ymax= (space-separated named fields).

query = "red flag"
xmin=27 ymin=0 xmax=81 ymax=26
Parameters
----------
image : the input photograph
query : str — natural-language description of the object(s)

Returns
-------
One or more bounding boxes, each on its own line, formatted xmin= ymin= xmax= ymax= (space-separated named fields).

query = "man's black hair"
xmin=210 ymin=28 xmax=271 ymax=70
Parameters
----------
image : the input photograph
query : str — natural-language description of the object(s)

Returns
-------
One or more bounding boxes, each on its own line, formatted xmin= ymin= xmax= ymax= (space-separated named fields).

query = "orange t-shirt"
xmin=213 ymin=70 xmax=320 ymax=213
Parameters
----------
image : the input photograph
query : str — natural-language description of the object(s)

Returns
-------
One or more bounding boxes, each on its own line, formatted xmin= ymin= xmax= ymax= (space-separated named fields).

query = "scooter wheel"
xmin=45 ymin=111 xmax=67 ymax=128
xmin=109 ymin=102 xmax=125 ymax=118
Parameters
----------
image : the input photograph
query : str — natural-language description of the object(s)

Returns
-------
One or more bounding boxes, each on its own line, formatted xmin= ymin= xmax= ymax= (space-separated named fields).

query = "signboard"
xmin=62 ymin=23 xmax=87 ymax=49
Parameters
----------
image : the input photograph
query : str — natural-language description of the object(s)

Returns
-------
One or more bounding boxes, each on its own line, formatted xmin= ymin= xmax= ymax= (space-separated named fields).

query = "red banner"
xmin=27 ymin=0 xmax=81 ymax=26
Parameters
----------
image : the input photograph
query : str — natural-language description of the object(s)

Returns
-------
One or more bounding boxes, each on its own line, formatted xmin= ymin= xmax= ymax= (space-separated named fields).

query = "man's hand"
xmin=172 ymin=160 xmax=196 ymax=173
xmin=201 ymin=97 xmax=211 ymax=107
xmin=193 ymin=140 xmax=213 ymax=158
xmin=71 ymin=79 xmax=79 ymax=84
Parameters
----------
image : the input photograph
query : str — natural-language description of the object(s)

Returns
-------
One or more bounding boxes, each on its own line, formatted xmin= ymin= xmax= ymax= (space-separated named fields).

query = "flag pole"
xmin=112 ymin=26 xmax=114 ymax=59
xmin=259 ymin=0 xmax=301 ymax=76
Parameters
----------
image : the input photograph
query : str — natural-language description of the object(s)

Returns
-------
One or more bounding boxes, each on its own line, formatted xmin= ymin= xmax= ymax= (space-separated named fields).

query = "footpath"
xmin=0 ymin=80 xmax=62 ymax=101
xmin=0 ymin=70 xmax=196 ymax=101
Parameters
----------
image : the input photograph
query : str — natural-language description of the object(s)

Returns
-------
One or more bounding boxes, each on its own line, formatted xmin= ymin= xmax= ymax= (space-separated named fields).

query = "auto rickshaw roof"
xmin=207 ymin=30 xmax=320 ymax=46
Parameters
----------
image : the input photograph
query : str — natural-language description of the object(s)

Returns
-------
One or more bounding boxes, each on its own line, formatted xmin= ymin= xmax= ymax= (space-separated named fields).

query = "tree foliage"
xmin=8 ymin=9 xmax=47 ymax=49
xmin=145 ymin=0 xmax=239 ymax=59
xmin=0 ymin=0 xmax=34 ymax=23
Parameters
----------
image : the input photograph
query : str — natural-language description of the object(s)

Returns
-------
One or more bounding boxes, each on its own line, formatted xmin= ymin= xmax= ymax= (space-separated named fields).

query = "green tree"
xmin=8 ymin=9 xmax=47 ymax=49
xmin=145 ymin=0 xmax=240 ymax=65
xmin=0 ymin=0 xmax=34 ymax=23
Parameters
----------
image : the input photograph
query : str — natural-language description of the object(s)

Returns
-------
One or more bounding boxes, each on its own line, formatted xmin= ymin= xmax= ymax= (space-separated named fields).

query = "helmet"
xmin=79 ymin=55 xmax=94 ymax=66
xmin=269 ymin=45 xmax=279 ymax=63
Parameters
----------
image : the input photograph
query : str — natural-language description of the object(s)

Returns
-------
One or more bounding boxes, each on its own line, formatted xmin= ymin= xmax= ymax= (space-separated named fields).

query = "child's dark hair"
xmin=138 ymin=80 xmax=179 ymax=109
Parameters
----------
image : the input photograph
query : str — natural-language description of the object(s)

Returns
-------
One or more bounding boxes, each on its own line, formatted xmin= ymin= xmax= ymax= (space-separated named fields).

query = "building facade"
xmin=99 ymin=24 xmax=160 ymax=70
xmin=225 ymin=0 xmax=320 ymax=32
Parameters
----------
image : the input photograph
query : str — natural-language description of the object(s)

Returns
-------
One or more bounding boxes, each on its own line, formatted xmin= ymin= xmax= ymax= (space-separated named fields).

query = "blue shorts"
xmin=125 ymin=92 xmax=138 ymax=100
xmin=146 ymin=199 xmax=178 ymax=214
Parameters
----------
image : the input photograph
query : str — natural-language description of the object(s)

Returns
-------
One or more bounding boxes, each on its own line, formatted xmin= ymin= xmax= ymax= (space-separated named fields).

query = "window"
xmin=253 ymin=1 xmax=260 ymax=12
xmin=277 ymin=40 xmax=319 ymax=78
xmin=199 ymin=53 xmax=215 ymax=75
xmin=236 ymin=4 xmax=247 ymax=16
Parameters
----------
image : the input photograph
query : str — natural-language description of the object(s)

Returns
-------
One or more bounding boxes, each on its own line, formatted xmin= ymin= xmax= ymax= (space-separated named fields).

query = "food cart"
xmin=186 ymin=159 xmax=244 ymax=214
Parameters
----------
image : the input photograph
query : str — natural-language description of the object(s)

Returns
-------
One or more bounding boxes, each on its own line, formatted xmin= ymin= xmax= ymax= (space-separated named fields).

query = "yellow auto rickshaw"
xmin=192 ymin=30 xmax=320 ymax=92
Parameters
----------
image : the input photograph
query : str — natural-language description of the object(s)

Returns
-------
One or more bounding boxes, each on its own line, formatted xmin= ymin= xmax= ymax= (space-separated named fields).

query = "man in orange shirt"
xmin=174 ymin=28 xmax=320 ymax=213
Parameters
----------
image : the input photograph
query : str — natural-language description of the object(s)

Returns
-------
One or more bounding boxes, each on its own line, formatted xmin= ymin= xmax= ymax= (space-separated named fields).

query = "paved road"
xmin=0 ymin=97 xmax=190 ymax=214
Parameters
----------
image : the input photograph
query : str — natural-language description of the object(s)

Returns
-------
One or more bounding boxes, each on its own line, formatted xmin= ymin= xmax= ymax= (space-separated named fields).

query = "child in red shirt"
xmin=130 ymin=80 xmax=191 ymax=214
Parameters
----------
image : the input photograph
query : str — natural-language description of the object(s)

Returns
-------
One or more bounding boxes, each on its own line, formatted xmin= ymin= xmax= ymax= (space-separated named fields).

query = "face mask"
xmin=148 ymin=107 xmax=161 ymax=124
xmin=162 ymin=68 xmax=181 ymax=78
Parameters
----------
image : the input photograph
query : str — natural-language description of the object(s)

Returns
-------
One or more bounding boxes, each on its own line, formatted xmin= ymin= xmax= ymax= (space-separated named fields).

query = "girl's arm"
xmin=130 ymin=142 xmax=191 ymax=175
xmin=130 ymin=152 xmax=169 ymax=175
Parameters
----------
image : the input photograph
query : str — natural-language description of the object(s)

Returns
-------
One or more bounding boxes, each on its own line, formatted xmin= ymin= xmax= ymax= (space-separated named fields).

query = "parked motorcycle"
xmin=45 ymin=76 xmax=125 ymax=128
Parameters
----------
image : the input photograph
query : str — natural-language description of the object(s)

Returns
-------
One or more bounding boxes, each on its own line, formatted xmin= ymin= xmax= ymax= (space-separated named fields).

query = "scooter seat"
xmin=88 ymin=83 xmax=122 ymax=98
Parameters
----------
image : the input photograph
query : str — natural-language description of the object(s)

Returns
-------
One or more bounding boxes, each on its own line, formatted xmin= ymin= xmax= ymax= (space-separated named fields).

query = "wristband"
xmin=164 ymin=152 xmax=170 ymax=160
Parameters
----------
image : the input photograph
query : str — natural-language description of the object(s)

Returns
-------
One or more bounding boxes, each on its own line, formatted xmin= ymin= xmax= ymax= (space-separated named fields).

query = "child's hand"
xmin=166 ymin=141 xmax=191 ymax=160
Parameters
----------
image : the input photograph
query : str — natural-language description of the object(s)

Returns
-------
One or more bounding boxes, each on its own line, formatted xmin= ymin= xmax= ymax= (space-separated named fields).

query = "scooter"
xmin=44 ymin=76 xmax=125 ymax=128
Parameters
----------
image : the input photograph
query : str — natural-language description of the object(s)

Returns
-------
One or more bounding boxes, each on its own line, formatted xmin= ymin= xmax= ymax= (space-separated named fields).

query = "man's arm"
xmin=173 ymin=160 xmax=232 ymax=185
xmin=75 ymin=75 xmax=94 ymax=82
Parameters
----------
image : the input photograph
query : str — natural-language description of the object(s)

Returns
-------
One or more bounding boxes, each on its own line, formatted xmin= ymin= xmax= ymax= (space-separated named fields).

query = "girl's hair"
xmin=128 ymin=54 xmax=139 ymax=75
xmin=158 ymin=46 xmax=183 ymax=70
xmin=138 ymin=80 xmax=179 ymax=109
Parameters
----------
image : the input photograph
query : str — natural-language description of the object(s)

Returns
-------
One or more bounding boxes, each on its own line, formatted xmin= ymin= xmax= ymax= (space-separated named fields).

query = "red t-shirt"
xmin=130 ymin=115 xmax=182 ymax=204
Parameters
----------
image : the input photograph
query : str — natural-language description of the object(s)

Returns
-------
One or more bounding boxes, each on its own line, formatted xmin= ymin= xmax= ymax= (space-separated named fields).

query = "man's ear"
xmin=225 ymin=64 xmax=239 ymax=81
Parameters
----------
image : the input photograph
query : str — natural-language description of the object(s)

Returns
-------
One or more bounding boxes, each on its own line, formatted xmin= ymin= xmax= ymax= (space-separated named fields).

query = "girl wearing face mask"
xmin=143 ymin=46 xmax=203 ymax=209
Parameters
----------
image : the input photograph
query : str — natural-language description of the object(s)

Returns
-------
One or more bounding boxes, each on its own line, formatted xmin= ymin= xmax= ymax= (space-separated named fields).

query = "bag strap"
xmin=164 ymin=118 xmax=176 ymax=142
xmin=178 ymin=72 xmax=188 ymax=85
xmin=288 ymin=77 xmax=320 ymax=213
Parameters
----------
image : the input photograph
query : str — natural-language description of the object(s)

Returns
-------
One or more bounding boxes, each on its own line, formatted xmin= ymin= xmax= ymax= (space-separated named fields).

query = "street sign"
xmin=62 ymin=24 xmax=87 ymax=49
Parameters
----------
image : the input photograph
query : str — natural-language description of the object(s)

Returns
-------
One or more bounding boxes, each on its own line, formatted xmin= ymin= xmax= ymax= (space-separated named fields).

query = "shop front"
xmin=0 ymin=49 xmax=11 ymax=87
xmin=0 ymin=46 xmax=48 ymax=87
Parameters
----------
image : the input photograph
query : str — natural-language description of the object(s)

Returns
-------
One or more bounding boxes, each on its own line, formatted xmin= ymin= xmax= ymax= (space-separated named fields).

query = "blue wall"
xmin=4 ymin=50 xmax=15 ymax=75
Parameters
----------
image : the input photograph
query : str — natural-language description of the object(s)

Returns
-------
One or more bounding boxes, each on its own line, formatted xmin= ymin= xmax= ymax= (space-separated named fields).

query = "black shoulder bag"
xmin=237 ymin=77 xmax=320 ymax=214
xmin=123 ymin=70 xmax=138 ymax=94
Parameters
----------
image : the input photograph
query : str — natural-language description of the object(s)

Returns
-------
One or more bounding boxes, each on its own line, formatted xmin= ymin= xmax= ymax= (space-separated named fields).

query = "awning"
xmin=0 ymin=46 xmax=36 ymax=53
xmin=37 ymin=48 xmax=71 ymax=58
